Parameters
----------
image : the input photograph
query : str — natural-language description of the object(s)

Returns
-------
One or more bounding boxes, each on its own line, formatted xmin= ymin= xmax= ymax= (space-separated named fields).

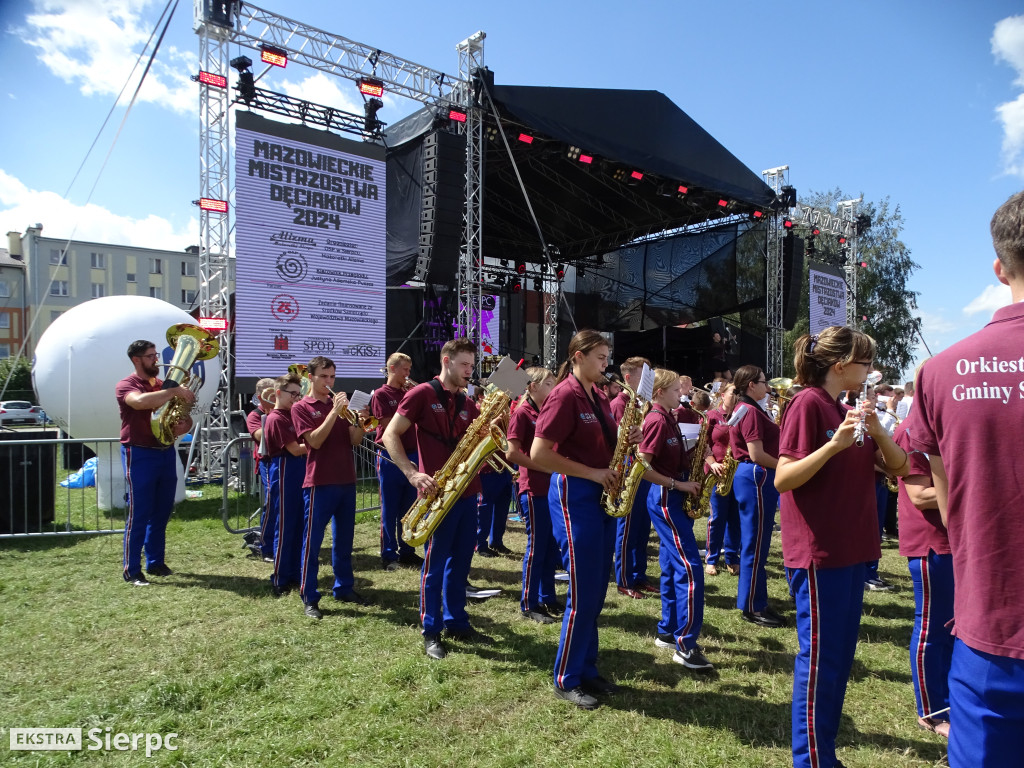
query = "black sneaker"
xmin=654 ymin=634 xmax=676 ymax=649
xmin=127 ymin=574 xmax=150 ymax=587
xmin=865 ymin=578 xmax=895 ymax=592
xmin=554 ymin=685 xmax=599 ymax=710
xmin=674 ymin=645 xmax=714 ymax=670
xmin=334 ymin=590 xmax=370 ymax=606
xmin=381 ymin=560 xmax=400 ymax=572
xmin=445 ymin=626 xmax=494 ymax=645
xmin=580 ymin=675 xmax=619 ymax=695
xmin=398 ymin=551 xmax=425 ymax=567
xmin=521 ymin=607 xmax=555 ymax=624
xmin=304 ymin=602 xmax=323 ymax=620
xmin=542 ymin=600 xmax=565 ymax=617
xmin=475 ymin=547 xmax=497 ymax=558
xmin=146 ymin=564 xmax=173 ymax=577
xmin=424 ymin=634 xmax=447 ymax=660
xmin=491 ymin=543 xmax=513 ymax=556
xmin=741 ymin=610 xmax=785 ymax=628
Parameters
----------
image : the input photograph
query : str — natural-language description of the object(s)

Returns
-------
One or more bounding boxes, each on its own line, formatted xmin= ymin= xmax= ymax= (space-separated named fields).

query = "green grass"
xmin=0 ymin=490 xmax=949 ymax=767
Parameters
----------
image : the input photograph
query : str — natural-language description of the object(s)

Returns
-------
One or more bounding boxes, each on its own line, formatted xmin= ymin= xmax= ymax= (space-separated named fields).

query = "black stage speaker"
xmin=414 ymin=130 xmax=466 ymax=284
xmin=782 ymin=234 xmax=805 ymax=331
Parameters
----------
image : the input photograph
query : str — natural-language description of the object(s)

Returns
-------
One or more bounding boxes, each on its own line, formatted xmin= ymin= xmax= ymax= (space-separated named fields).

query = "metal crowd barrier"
xmin=220 ymin=434 xmax=382 ymax=538
xmin=0 ymin=434 xmax=124 ymax=539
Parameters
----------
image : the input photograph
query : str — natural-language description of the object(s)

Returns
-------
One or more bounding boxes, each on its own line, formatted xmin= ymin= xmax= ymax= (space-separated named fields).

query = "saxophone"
xmin=683 ymin=414 xmax=714 ymax=520
xmin=401 ymin=385 xmax=517 ymax=546
xmin=716 ymin=445 xmax=739 ymax=496
xmin=151 ymin=324 xmax=219 ymax=445
xmin=601 ymin=381 xmax=651 ymax=518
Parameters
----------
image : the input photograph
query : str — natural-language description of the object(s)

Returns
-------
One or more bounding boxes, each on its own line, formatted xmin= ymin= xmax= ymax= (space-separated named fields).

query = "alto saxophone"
xmin=683 ymin=413 xmax=714 ymax=520
xmin=716 ymin=445 xmax=739 ymax=496
xmin=401 ymin=385 xmax=517 ymax=546
xmin=601 ymin=381 xmax=651 ymax=518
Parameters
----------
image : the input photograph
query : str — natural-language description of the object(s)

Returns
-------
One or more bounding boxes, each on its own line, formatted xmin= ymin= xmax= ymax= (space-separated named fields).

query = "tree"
xmin=782 ymin=189 xmax=920 ymax=382
xmin=0 ymin=355 xmax=35 ymax=402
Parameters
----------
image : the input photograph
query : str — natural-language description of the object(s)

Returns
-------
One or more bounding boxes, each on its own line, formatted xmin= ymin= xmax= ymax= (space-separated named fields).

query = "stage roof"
xmin=386 ymin=82 xmax=777 ymax=266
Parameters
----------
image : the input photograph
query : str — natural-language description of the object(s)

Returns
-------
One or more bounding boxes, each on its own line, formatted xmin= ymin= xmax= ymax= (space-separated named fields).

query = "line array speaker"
xmin=414 ymin=130 xmax=466 ymax=284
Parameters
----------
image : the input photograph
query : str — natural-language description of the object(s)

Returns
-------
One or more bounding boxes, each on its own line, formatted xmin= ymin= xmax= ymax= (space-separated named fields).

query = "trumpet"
xmin=326 ymin=391 xmax=379 ymax=431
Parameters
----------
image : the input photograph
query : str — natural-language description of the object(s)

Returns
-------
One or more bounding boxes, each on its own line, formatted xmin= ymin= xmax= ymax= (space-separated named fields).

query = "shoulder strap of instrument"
xmin=427 ymin=378 xmax=466 ymax=449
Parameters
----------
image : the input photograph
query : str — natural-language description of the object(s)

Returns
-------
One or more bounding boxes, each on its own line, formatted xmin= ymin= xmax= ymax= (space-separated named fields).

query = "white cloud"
xmin=277 ymin=72 xmax=366 ymax=116
xmin=0 ymin=168 xmax=196 ymax=249
xmin=23 ymin=0 xmax=197 ymax=115
xmin=963 ymin=283 xmax=1013 ymax=317
xmin=916 ymin=309 xmax=958 ymax=336
xmin=993 ymin=15 xmax=1024 ymax=176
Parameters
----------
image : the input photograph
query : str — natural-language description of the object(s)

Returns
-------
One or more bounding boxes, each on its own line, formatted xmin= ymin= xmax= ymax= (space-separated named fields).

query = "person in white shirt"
xmin=896 ymin=381 xmax=914 ymax=420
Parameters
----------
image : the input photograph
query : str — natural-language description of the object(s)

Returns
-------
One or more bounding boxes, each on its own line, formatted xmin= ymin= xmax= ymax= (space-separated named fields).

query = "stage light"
xmin=518 ymin=133 xmax=534 ymax=144
xmin=567 ymin=146 xmax=581 ymax=160
xmin=447 ymin=106 xmax=468 ymax=123
xmin=579 ymin=153 xmax=593 ymax=164
xmin=806 ymin=238 xmax=816 ymax=256
xmin=556 ymin=265 xmax=566 ymax=280
xmin=780 ymin=185 xmax=797 ymax=207
xmin=629 ymin=170 xmax=644 ymax=182
xmin=358 ymin=77 xmax=385 ymax=97
xmin=812 ymin=227 xmax=821 ymax=236
xmin=533 ymin=278 xmax=542 ymax=291
xmin=511 ymin=279 xmax=522 ymax=293
xmin=194 ymin=198 xmax=228 ymax=213
xmin=539 ymin=263 xmax=547 ymax=273
xmin=750 ymin=210 xmax=764 ymax=220
xmin=612 ymin=168 xmax=627 ymax=182
xmin=236 ymin=72 xmax=256 ymax=105
xmin=197 ymin=71 xmax=227 ymax=88
xmin=783 ymin=218 xmax=794 ymax=229
xmin=260 ymin=44 xmax=287 ymax=68
xmin=499 ymin=259 xmax=508 ymax=267
xmin=515 ymin=261 xmax=526 ymax=275
xmin=230 ymin=55 xmax=252 ymax=72
xmin=717 ymin=199 xmax=729 ymax=208
xmin=485 ymin=125 xmax=498 ymax=141
xmin=859 ymin=261 xmax=868 ymax=268
xmin=363 ymin=97 xmax=383 ymax=134
xmin=838 ymin=236 xmax=847 ymax=245
xmin=856 ymin=214 xmax=872 ymax=235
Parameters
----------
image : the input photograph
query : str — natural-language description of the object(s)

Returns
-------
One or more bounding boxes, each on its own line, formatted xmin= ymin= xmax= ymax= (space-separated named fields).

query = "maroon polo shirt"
xmin=610 ymin=389 xmax=630 ymax=424
xmin=730 ymin=400 xmax=779 ymax=462
xmin=778 ymin=386 xmax=879 ymax=569
xmin=706 ymin=407 xmax=731 ymax=464
xmin=507 ymin=397 xmax=550 ymax=497
xmin=397 ymin=379 xmax=482 ymax=498
xmin=639 ymin=404 xmax=687 ymax=480
xmin=246 ymin=407 xmax=265 ymax=463
xmin=116 ymin=373 xmax=166 ymax=448
xmin=535 ymin=375 xmax=614 ymax=470
xmin=264 ymin=408 xmax=300 ymax=460
xmin=370 ymin=383 xmax=417 ymax=454
xmin=908 ymin=300 xmax=1024 ymax=660
xmin=672 ymin=402 xmax=702 ymax=426
xmin=893 ymin=418 xmax=949 ymax=559
xmin=291 ymin=394 xmax=356 ymax=488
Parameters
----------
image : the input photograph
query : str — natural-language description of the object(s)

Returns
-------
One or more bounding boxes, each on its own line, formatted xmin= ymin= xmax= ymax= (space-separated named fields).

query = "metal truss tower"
xmin=194 ymin=2 xmax=234 ymax=477
xmin=789 ymin=198 xmax=861 ymax=328
xmin=761 ymin=165 xmax=788 ymax=377
xmin=194 ymin=1 xmax=483 ymax=473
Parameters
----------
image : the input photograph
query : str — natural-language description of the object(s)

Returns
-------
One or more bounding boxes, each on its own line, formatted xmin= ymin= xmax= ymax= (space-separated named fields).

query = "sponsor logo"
xmin=459 ymin=410 xmax=468 ymax=421
xmin=340 ymin=343 xmax=381 ymax=358
xmin=826 ymin=429 xmax=836 ymax=438
xmin=302 ymin=338 xmax=335 ymax=353
xmin=580 ymin=412 xmax=597 ymax=423
xmin=276 ymin=251 xmax=308 ymax=283
xmin=431 ymin=403 xmax=446 ymax=412
xmin=273 ymin=334 xmax=289 ymax=351
xmin=271 ymin=294 xmax=300 ymax=323
xmin=667 ymin=437 xmax=679 ymax=446
xmin=270 ymin=230 xmax=317 ymax=247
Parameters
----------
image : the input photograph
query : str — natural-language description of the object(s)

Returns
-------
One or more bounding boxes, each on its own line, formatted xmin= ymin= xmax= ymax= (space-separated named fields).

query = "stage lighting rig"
xmin=230 ymin=55 xmax=256 ymax=106
xmin=260 ymin=44 xmax=288 ymax=68
xmin=358 ymin=77 xmax=385 ymax=97
xmin=856 ymin=214 xmax=872 ymax=235
xmin=363 ymin=98 xmax=384 ymax=136
xmin=779 ymin=185 xmax=797 ymax=208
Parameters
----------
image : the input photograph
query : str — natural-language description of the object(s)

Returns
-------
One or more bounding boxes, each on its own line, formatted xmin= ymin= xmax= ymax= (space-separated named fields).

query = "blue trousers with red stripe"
xmin=477 ymin=470 xmax=514 ymax=550
xmin=787 ymin=563 xmax=865 ymax=768
xmin=257 ymin=457 xmax=276 ymax=558
xmin=549 ymin=473 xmax=616 ymax=690
xmin=906 ymin=552 xmax=953 ymax=722
xmin=376 ymin=449 xmax=417 ymax=563
xmin=614 ymin=478 xmax=652 ymax=588
xmin=519 ymin=492 xmax=558 ymax=612
xmin=948 ymin=639 xmax=1024 ymax=767
xmin=733 ymin=462 xmax=779 ymax=613
xmin=267 ymin=453 xmax=307 ymax=590
xmin=420 ymin=495 xmax=476 ymax=636
xmin=705 ymin=483 xmax=740 ymax=567
xmin=299 ymin=483 xmax=356 ymax=605
xmin=648 ymin=485 xmax=704 ymax=651
xmin=121 ymin=444 xmax=177 ymax=580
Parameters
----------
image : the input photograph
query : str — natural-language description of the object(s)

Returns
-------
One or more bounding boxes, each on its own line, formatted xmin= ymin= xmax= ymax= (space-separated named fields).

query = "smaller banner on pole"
xmin=807 ymin=260 xmax=848 ymax=335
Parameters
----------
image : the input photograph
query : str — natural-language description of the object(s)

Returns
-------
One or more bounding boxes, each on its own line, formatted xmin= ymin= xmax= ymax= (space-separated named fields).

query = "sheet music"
xmin=636 ymin=363 xmax=654 ymax=401
xmin=678 ymin=422 xmax=702 ymax=451
xmin=348 ymin=389 xmax=371 ymax=412
xmin=485 ymin=356 xmax=531 ymax=398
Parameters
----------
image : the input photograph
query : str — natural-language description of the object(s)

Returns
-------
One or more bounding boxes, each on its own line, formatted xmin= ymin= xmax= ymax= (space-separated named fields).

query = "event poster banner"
xmin=234 ymin=112 xmax=385 ymax=378
xmin=807 ymin=260 xmax=848 ymax=335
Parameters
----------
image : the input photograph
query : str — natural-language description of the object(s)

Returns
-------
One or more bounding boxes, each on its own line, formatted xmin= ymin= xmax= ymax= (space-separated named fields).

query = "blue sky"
xmin=2 ymin=0 xmax=1023 ymax=377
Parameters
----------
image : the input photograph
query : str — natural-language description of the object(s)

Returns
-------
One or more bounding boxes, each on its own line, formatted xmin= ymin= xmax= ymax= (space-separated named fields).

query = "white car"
xmin=0 ymin=400 xmax=44 ymax=425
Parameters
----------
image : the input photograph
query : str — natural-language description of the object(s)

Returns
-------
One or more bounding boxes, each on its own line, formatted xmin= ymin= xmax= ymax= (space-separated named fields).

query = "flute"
xmin=854 ymin=371 xmax=883 ymax=447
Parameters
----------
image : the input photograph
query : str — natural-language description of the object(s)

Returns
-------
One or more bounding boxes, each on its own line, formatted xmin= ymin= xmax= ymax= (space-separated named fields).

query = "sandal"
xmin=917 ymin=717 xmax=950 ymax=739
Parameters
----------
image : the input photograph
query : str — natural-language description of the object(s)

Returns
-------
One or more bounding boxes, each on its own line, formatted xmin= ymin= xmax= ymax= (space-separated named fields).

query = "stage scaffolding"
xmin=193 ymin=0 xmax=482 ymax=475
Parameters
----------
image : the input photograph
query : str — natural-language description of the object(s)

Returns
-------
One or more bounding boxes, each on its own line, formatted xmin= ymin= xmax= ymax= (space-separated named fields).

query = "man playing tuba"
xmin=115 ymin=339 xmax=196 ymax=586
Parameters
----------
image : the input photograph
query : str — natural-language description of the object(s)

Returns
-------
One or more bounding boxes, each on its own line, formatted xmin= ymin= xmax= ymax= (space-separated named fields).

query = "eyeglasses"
xmin=140 ymin=353 xmax=159 ymax=360
xmin=755 ymin=379 xmax=767 ymax=384
xmin=852 ymin=361 xmax=873 ymax=366
xmin=283 ymin=390 xmax=303 ymax=398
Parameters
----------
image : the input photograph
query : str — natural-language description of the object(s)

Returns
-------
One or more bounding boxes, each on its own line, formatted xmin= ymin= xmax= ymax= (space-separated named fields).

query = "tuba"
xmin=601 ymin=380 xmax=651 ymax=518
xmin=401 ymin=384 xmax=517 ymax=546
xmin=151 ymin=323 xmax=219 ymax=444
